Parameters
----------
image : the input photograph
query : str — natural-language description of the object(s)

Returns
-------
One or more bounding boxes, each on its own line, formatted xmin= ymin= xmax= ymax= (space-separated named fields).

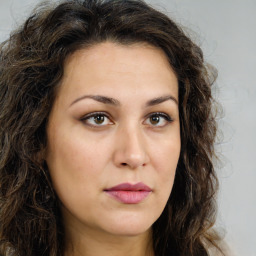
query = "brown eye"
xmin=94 ymin=115 xmax=105 ymax=124
xmin=81 ymin=112 xmax=114 ymax=127
xmin=150 ymin=115 xmax=160 ymax=125
xmin=144 ymin=112 xmax=173 ymax=127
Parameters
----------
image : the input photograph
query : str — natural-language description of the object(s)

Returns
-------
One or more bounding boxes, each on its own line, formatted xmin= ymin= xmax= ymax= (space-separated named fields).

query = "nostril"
xmin=121 ymin=163 xmax=127 ymax=166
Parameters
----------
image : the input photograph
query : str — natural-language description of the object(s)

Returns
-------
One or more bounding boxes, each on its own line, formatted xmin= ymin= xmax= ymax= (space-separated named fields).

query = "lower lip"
xmin=105 ymin=191 xmax=151 ymax=204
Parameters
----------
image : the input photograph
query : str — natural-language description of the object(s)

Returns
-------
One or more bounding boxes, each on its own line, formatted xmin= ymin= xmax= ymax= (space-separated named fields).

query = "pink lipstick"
xmin=104 ymin=182 xmax=152 ymax=204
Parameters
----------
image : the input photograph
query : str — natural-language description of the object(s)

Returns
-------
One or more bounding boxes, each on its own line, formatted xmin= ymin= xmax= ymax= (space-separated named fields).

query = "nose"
xmin=113 ymin=126 xmax=149 ymax=169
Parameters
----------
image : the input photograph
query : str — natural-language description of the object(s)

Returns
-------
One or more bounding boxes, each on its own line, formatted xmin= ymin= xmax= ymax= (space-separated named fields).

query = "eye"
xmin=144 ymin=112 xmax=173 ymax=127
xmin=80 ymin=112 xmax=114 ymax=127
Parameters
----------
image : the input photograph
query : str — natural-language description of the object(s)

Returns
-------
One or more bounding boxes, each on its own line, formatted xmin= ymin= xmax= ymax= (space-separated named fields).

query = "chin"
xmin=99 ymin=214 xmax=155 ymax=237
xmin=107 ymin=225 xmax=152 ymax=237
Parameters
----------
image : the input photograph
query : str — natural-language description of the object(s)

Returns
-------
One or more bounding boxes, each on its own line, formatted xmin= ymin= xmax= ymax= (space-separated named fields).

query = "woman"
xmin=0 ymin=0 xmax=222 ymax=255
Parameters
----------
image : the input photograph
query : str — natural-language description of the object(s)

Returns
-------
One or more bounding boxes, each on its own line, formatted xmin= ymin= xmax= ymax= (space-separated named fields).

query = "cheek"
xmin=152 ymin=137 xmax=180 ymax=196
xmin=46 ymin=138 xmax=107 ymax=222
xmin=153 ymin=137 xmax=180 ymax=171
xmin=49 ymin=129 xmax=109 ymax=172
xmin=46 ymin=132 xmax=107 ymax=202
xmin=46 ymin=130 xmax=120 ymax=213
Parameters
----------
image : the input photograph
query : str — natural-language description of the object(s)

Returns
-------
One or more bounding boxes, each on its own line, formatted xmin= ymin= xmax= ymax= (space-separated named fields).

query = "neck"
xmin=64 ymin=225 xmax=154 ymax=256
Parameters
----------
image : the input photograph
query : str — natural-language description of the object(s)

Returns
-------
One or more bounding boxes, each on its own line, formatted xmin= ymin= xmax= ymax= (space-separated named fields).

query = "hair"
xmin=0 ymin=0 xmax=221 ymax=255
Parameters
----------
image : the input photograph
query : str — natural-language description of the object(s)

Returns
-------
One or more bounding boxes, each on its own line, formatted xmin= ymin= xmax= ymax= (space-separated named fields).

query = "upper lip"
xmin=105 ymin=182 xmax=152 ymax=192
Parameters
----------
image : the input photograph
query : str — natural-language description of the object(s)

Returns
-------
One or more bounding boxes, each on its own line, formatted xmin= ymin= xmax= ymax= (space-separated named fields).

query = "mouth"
xmin=104 ymin=182 xmax=152 ymax=204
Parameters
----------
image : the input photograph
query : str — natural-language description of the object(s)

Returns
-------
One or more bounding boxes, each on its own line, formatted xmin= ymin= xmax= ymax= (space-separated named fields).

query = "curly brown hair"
xmin=0 ymin=0 xmax=221 ymax=255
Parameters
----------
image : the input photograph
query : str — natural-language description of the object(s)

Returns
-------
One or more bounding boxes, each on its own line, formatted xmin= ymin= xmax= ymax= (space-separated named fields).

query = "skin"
xmin=45 ymin=42 xmax=181 ymax=256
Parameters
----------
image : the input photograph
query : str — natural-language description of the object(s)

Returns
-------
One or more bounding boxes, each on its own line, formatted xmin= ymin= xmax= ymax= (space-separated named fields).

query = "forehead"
xmin=56 ymin=41 xmax=178 ymax=104
xmin=64 ymin=41 xmax=175 ymax=77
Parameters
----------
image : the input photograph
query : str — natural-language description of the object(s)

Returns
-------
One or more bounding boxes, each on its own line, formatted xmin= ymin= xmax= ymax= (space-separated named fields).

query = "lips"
xmin=104 ymin=182 xmax=152 ymax=204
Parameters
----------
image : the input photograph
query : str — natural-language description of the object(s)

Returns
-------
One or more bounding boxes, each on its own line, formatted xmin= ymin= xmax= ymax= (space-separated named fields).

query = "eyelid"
xmin=79 ymin=111 xmax=173 ymax=128
xmin=80 ymin=111 xmax=114 ymax=127
xmin=145 ymin=112 xmax=173 ymax=121
xmin=143 ymin=112 xmax=173 ymax=127
xmin=80 ymin=111 xmax=110 ymax=120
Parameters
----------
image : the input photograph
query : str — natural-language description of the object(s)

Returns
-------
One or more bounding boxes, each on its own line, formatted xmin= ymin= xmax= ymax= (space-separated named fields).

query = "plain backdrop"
xmin=0 ymin=0 xmax=255 ymax=255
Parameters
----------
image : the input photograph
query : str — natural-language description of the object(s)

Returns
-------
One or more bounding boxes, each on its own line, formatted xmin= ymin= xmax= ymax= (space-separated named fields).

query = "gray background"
xmin=0 ymin=0 xmax=255 ymax=255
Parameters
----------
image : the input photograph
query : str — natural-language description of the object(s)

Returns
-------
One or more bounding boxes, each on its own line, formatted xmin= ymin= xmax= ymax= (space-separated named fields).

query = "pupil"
xmin=151 ymin=115 xmax=159 ymax=124
xmin=94 ymin=115 xmax=104 ymax=124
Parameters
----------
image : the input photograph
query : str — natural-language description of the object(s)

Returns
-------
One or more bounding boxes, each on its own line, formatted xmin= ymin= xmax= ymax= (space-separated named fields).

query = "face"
xmin=45 ymin=42 xmax=180 ymax=238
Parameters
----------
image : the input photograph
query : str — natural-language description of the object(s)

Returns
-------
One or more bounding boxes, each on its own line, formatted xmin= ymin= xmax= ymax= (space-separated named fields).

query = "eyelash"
xmin=80 ymin=112 xmax=113 ymax=127
xmin=145 ymin=112 xmax=173 ymax=127
xmin=80 ymin=111 xmax=173 ymax=128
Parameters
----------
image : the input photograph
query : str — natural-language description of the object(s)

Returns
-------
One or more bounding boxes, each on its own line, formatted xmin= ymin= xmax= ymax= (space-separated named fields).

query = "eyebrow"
xmin=70 ymin=94 xmax=178 ymax=107
xmin=146 ymin=95 xmax=178 ymax=106
xmin=70 ymin=95 xmax=120 ymax=106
